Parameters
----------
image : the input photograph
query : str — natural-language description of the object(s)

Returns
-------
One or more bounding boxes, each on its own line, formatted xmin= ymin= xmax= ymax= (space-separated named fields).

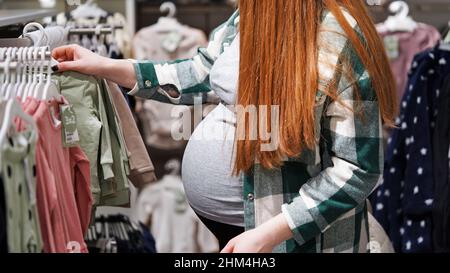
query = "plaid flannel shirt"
xmin=129 ymin=9 xmax=384 ymax=253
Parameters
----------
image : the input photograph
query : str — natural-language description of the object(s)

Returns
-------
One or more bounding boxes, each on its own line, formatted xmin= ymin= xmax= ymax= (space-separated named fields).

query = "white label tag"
xmin=384 ymin=35 xmax=400 ymax=60
xmin=60 ymin=104 xmax=80 ymax=147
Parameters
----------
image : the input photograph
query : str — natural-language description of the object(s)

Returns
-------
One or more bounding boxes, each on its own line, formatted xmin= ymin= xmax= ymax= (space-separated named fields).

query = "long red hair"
xmin=235 ymin=0 xmax=397 ymax=174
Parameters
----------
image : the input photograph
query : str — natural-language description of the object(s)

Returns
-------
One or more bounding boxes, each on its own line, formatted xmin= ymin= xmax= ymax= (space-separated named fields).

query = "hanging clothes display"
xmin=54 ymin=71 xmax=112 ymax=207
xmin=98 ymin=79 xmax=131 ymax=207
xmin=432 ymin=73 xmax=450 ymax=253
xmin=0 ymin=98 xmax=43 ymax=253
xmin=18 ymin=98 xmax=92 ymax=253
xmin=0 ymin=122 xmax=42 ymax=253
xmin=54 ymin=2 xmax=131 ymax=58
xmin=135 ymin=166 xmax=219 ymax=253
xmin=105 ymin=80 xmax=156 ymax=189
xmin=0 ymin=18 xmax=153 ymax=252
xmin=54 ymin=72 xmax=157 ymax=209
xmin=372 ymin=45 xmax=450 ymax=253
xmin=85 ymin=214 xmax=156 ymax=253
xmin=132 ymin=17 xmax=207 ymax=61
xmin=132 ymin=8 xmax=208 ymax=161
xmin=377 ymin=20 xmax=441 ymax=101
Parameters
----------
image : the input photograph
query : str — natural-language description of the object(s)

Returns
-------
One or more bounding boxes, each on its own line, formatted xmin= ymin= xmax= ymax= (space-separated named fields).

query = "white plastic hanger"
xmin=41 ymin=53 xmax=61 ymax=101
xmin=16 ymin=47 xmax=29 ymax=99
xmin=21 ymin=22 xmax=47 ymax=48
xmin=154 ymin=2 xmax=182 ymax=32
xmin=382 ymin=1 xmax=418 ymax=32
xmin=21 ymin=47 xmax=32 ymax=100
xmin=24 ymin=47 xmax=40 ymax=100
xmin=1 ymin=48 xmax=12 ymax=97
xmin=10 ymin=47 xmax=24 ymax=99
xmin=32 ymin=47 xmax=47 ymax=99
xmin=0 ymin=99 xmax=38 ymax=167
xmin=0 ymin=48 xmax=6 ymax=89
xmin=161 ymin=2 xmax=177 ymax=19
xmin=36 ymin=44 xmax=61 ymax=100
xmin=71 ymin=0 xmax=107 ymax=20
xmin=4 ymin=47 xmax=18 ymax=100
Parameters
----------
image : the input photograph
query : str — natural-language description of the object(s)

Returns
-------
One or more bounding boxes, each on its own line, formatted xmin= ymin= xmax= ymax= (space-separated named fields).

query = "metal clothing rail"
xmin=68 ymin=26 xmax=124 ymax=35
xmin=0 ymin=46 xmax=53 ymax=71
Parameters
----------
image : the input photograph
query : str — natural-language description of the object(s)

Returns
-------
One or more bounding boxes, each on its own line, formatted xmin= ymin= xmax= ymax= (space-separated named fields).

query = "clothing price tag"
xmin=60 ymin=104 xmax=80 ymax=147
xmin=384 ymin=35 xmax=400 ymax=60
xmin=162 ymin=31 xmax=183 ymax=53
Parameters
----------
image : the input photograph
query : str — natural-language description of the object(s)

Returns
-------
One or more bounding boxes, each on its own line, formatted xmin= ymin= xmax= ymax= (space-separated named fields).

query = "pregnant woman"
xmin=52 ymin=0 xmax=397 ymax=253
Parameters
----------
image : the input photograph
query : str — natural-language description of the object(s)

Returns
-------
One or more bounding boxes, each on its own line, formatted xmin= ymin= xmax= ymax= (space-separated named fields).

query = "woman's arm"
xmin=52 ymin=45 xmax=137 ymax=89
xmin=129 ymin=11 xmax=239 ymax=105
xmin=53 ymin=11 xmax=240 ymax=105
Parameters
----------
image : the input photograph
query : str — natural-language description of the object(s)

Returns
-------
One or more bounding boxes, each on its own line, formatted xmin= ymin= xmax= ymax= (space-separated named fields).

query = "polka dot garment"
xmin=372 ymin=46 xmax=450 ymax=253
xmin=0 ymin=133 xmax=42 ymax=253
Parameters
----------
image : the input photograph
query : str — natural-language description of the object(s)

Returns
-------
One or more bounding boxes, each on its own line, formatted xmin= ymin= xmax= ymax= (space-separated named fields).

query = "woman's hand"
xmin=52 ymin=44 xmax=108 ymax=76
xmin=52 ymin=45 xmax=137 ymax=89
xmin=221 ymin=229 xmax=276 ymax=253
xmin=221 ymin=214 xmax=293 ymax=253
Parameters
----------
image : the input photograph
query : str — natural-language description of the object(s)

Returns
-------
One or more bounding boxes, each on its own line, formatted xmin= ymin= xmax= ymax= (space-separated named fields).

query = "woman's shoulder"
xmin=318 ymin=9 xmax=372 ymax=95
xmin=319 ymin=8 xmax=360 ymax=45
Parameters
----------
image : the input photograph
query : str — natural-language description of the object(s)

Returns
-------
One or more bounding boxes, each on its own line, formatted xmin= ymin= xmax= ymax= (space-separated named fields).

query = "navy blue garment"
xmin=432 ymin=74 xmax=450 ymax=253
xmin=372 ymin=46 xmax=450 ymax=253
xmin=140 ymin=223 xmax=157 ymax=253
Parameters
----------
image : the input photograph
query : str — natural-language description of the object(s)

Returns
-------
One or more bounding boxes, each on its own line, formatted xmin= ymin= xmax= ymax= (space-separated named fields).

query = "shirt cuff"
xmin=128 ymin=61 xmax=181 ymax=104
xmin=134 ymin=61 xmax=160 ymax=90
xmin=281 ymin=203 xmax=307 ymax=245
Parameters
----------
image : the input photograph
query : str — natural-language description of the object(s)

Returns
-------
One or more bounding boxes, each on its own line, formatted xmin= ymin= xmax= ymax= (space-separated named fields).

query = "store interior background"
xmin=1 ymin=0 xmax=450 ymax=254
xmin=2 ymin=0 xmax=450 ymax=37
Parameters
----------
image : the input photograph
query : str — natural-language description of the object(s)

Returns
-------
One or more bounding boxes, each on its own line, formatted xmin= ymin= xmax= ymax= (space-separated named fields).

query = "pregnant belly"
xmin=181 ymin=104 xmax=245 ymax=227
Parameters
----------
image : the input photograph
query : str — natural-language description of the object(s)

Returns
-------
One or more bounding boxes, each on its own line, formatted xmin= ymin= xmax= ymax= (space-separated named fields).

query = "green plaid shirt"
xmin=129 ymin=9 xmax=383 ymax=253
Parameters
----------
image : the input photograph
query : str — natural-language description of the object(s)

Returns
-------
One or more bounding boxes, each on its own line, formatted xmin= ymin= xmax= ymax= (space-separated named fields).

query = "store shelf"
xmin=0 ymin=9 xmax=57 ymax=27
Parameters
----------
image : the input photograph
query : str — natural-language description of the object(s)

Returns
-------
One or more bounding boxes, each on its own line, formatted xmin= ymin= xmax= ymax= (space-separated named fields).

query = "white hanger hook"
xmin=22 ymin=22 xmax=48 ymax=46
xmin=4 ymin=48 xmax=13 ymax=80
xmin=11 ymin=47 xmax=18 ymax=63
xmin=17 ymin=47 xmax=23 ymax=63
xmin=389 ymin=1 xmax=409 ymax=19
xmin=0 ymin=48 xmax=6 ymax=62
xmin=160 ymin=2 xmax=177 ymax=18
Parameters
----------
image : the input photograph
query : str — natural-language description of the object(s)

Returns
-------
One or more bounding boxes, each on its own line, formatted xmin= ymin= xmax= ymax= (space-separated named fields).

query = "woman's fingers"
xmin=220 ymin=239 xmax=236 ymax=253
xmin=56 ymin=60 xmax=82 ymax=72
xmin=52 ymin=45 xmax=78 ymax=62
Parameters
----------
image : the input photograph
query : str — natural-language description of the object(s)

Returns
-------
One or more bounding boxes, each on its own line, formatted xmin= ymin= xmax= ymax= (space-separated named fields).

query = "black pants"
xmin=196 ymin=214 xmax=245 ymax=250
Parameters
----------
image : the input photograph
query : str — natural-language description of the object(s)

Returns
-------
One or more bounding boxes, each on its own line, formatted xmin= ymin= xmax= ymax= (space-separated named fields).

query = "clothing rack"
xmin=68 ymin=26 xmax=124 ymax=35
xmin=0 ymin=25 xmax=125 ymax=48
xmin=369 ymin=1 xmax=450 ymax=28
xmin=0 ymin=45 xmax=52 ymax=71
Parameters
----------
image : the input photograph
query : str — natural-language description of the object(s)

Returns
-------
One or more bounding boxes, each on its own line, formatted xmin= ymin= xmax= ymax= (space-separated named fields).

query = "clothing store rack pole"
xmin=68 ymin=26 xmax=124 ymax=35
xmin=0 ymin=49 xmax=53 ymax=60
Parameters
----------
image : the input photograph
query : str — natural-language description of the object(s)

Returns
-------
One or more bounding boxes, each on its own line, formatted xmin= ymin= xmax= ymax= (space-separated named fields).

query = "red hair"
xmin=235 ymin=0 xmax=397 ymax=173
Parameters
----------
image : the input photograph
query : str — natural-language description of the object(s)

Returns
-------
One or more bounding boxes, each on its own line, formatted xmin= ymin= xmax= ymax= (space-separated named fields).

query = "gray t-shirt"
xmin=182 ymin=35 xmax=244 ymax=227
